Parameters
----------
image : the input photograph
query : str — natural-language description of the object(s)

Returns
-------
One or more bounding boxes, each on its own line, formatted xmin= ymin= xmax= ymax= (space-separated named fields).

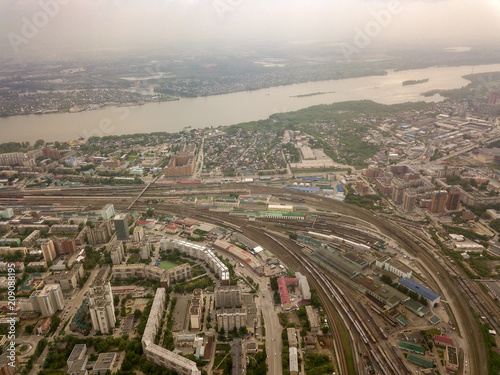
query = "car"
xmin=267 ymin=347 xmax=269 ymax=350
xmin=275 ymin=353 xmax=277 ymax=356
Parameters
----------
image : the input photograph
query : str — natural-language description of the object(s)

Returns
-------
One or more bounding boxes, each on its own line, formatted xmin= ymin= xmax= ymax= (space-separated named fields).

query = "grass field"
xmin=159 ymin=262 xmax=178 ymax=270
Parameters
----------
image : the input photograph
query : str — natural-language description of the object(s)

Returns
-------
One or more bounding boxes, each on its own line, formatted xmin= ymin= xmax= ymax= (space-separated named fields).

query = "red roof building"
xmin=434 ymin=335 xmax=453 ymax=347
xmin=278 ymin=278 xmax=298 ymax=305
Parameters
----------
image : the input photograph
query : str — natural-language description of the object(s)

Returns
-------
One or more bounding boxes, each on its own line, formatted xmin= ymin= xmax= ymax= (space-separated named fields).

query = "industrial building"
xmin=399 ymin=341 xmax=425 ymax=355
xmin=375 ymin=256 xmax=413 ymax=279
xmin=399 ymin=277 xmax=440 ymax=306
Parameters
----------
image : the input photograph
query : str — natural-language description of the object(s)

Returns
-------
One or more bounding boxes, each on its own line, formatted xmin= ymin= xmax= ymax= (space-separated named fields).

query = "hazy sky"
xmin=1 ymin=0 xmax=500 ymax=59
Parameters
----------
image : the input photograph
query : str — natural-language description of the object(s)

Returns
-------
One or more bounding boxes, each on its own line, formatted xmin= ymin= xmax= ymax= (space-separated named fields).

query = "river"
xmin=2 ymin=63 xmax=500 ymax=143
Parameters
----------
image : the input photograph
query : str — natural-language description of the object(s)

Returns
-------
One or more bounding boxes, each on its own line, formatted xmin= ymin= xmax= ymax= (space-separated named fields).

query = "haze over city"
xmin=1 ymin=1 xmax=500 ymax=375
xmin=1 ymin=0 xmax=500 ymax=58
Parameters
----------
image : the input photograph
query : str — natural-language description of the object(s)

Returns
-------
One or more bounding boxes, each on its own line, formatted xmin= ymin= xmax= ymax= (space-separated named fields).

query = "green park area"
xmin=159 ymin=262 xmax=178 ymax=270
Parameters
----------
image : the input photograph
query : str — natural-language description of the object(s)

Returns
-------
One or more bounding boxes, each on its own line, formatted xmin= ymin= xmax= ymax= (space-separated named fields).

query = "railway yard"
xmin=1 ymin=182 xmax=499 ymax=375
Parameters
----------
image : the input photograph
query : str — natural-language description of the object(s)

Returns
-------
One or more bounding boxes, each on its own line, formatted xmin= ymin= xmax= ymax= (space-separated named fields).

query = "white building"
xmin=140 ymin=239 xmax=151 ymax=260
xmin=28 ymin=284 xmax=64 ymax=317
xmin=289 ymin=347 xmax=299 ymax=375
xmin=295 ymin=272 xmax=311 ymax=300
xmin=112 ymin=263 xmax=191 ymax=288
xmin=110 ymin=243 xmax=125 ymax=265
xmin=375 ymin=256 xmax=413 ymax=279
xmin=101 ymin=204 xmax=115 ymax=220
xmin=133 ymin=226 xmax=145 ymax=243
xmin=89 ymin=266 xmax=115 ymax=334
xmin=161 ymin=238 xmax=230 ymax=284
xmin=217 ymin=308 xmax=247 ymax=332
xmin=142 ymin=288 xmax=201 ymax=375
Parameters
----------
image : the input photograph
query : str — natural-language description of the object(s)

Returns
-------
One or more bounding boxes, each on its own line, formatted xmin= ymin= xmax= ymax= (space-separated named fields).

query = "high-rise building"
xmin=53 ymin=237 xmax=77 ymax=255
xmin=392 ymin=183 xmax=405 ymax=205
xmin=189 ymin=289 xmax=203 ymax=330
xmin=42 ymin=148 xmax=61 ymax=159
xmin=402 ymin=190 xmax=417 ymax=213
xmin=41 ymin=240 xmax=56 ymax=262
xmin=133 ymin=226 xmax=145 ymax=243
xmin=140 ymin=239 xmax=151 ymax=260
xmin=89 ymin=265 xmax=115 ymax=334
xmin=101 ymin=204 xmax=115 ymax=220
xmin=113 ymin=213 xmax=130 ymax=241
xmin=110 ymin=243 xmax=125 ymax=265
xmin=87 ymin=220 xmax=113 ymax=245
xmin=29 ymin=284 xmax=64 ymax=317
xmin=163 ymin=152 xmax=196 ymax=178
xmin=430 ymin=190 xmax=448 ymax=213
xmin=487 ymin=92 xmax=500 ymax=105
xmin=217 ymin=308 xmax=247 ymax=332
xmin=0 ymin=208 xmax=14 ymax=219
xmin=0 ymin=152 xmax=35 ymax=167
xmin=446 ymin=188 xmax=461 ymax=211
xmin=215 ymin=286 xmax=242 ymax=308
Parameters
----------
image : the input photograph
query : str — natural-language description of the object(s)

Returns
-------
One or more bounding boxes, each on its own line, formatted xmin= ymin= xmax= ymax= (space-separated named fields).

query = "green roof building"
xmin=399 ymin=341 xmax=425 ymax=355
xmin=407 ymin=354 xmax=434 ymax=369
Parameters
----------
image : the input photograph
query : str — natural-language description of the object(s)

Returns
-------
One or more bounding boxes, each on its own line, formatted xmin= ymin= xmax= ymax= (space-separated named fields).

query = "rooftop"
xmin=399 ymin=277 xmax=440 ymax=302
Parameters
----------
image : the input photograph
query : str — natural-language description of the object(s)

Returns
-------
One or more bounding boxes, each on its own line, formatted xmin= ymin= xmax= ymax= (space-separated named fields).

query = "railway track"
xmin=456 ymin=276 xmax=500 ymax=332
xmin=149 ymin=204 xmax=411 ymax=374
xmin=146 ymin=205 xmax=353 ymax=375
xmin=3 ymin=183 xmax=491 ymax=373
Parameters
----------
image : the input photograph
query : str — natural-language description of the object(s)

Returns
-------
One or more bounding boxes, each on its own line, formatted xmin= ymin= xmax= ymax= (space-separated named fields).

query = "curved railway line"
xmin=1 ymin=183 xmax=493 ymax=374
xmin=146 ymin=204 xmax=412 ymax=375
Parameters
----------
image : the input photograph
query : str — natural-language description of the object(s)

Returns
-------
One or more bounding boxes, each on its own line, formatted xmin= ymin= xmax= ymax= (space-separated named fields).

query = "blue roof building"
xmin=399 ymin=278 xmax=440 ymax=306
xmin=284 ymin=186 xmax=320 ymax=193
xmin=336 ymin=184 xmax=343 ymax=193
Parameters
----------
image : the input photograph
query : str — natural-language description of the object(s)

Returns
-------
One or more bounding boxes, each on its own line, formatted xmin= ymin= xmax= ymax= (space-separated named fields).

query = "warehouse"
xmin=398 ymin=278 xmax=440 ymax=306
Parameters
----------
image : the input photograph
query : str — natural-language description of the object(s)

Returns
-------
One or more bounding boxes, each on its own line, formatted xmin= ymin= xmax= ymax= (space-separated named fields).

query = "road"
xmin=193 ymin=136 xmax=205 ymax=178
xmin=28 ymin=266 xmax=102 ymax=375
xmin=236 ymin=262 xmax=282 ymax=374
xmin=259 ymin=283 xmax=282 ymax=374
